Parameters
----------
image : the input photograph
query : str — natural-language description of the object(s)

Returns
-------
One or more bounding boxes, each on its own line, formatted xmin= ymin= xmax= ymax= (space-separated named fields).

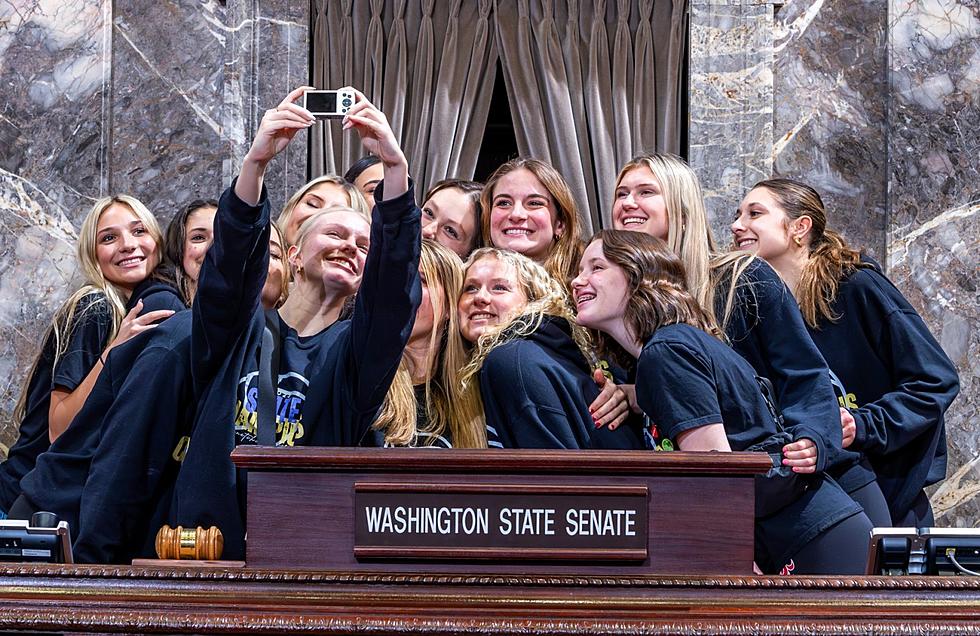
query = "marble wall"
xmin=0 ymin=0 xmax=308 ymax=454
xmin=690 ymin=0 xmax=979 ymax=525
xmin=0 ymin=0 xmax=976 ymax=525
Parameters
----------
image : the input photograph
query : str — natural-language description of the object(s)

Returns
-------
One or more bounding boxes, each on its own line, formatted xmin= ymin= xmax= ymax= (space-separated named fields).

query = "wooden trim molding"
xmin=231 ymin=446 xmax=775 ymax=475
xmin=0 ymin=565 xmax=978 ymax=634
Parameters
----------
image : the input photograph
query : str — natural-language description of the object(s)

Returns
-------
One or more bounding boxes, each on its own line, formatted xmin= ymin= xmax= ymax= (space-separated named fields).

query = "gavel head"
xmin=155 ymin=525 xmax=224 ymax=560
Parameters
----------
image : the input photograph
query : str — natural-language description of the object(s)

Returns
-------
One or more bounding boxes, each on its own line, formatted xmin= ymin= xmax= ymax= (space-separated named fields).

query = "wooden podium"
xmin=232 ymin=447 xmax=772 ymax=574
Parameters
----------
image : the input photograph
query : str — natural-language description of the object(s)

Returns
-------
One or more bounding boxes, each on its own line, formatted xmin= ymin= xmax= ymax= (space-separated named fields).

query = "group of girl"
xmin=0 ymin=88 xmax=958 ymax=575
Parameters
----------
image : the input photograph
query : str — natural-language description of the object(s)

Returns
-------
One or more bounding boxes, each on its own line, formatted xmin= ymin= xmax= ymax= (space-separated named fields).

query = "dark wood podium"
xmin=232 ymin=447 xmax=772 ymax=574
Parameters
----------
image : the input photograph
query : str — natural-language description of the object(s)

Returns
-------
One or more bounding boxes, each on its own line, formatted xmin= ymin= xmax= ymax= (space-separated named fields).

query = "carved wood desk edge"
xmin=0 ymin=565 xmax=978 ymax=634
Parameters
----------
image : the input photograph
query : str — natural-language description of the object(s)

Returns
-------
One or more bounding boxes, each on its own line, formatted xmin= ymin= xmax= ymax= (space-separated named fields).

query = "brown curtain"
xmin=495 ymin=0 xmax=687 ymax=231
xmin=310 ymin=0 xmax=499 ymax=194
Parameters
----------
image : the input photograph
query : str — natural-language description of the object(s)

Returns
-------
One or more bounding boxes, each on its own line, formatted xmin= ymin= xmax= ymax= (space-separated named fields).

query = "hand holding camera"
xmin=341 ymin=88 xmax=409 ymax=200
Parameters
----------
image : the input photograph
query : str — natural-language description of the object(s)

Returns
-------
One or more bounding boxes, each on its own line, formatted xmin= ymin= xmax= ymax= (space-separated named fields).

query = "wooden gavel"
xmin=155 ymin=525 xmax=224 ymax=560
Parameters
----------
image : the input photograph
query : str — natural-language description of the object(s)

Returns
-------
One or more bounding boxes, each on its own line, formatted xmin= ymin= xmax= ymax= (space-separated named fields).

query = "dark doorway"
xmin=474 ymin=62 xmax=519 ymax=183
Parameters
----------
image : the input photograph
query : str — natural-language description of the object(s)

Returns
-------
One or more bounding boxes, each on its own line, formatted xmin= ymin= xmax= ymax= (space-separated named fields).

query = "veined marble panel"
xmin=226 ymin=0 xmax=310 ymax=217
xmin=110 ymin=0 xmax=230 ymax=221
xmin=688 ymin=2 xmax=774 ymax=245
xmin=773 ymin=0 xmax=888 ymax=258
xmin=888 ymin=0 xmax=980 ymax=526
xmin=0 ymin=0 xmax=111 ymax=449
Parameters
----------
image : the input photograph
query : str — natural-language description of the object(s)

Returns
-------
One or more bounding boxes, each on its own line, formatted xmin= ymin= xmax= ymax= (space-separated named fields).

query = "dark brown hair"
xmin=589 ymin=229 xmax=722 ymax=366
xmin=161 ymin=198 xmax=218 ymax=305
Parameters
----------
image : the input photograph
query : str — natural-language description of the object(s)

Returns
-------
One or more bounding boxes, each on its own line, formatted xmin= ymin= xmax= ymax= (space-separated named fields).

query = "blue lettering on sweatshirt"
xmin=234 ymin=370 xmax=308 ymax=446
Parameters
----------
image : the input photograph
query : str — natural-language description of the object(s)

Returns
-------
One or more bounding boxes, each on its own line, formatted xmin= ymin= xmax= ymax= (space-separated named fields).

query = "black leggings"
xmin=847 ymin=480 xmax=892 ymax=528
xmin=785 ymin=511 xmax=874 ymax=575
xmin=895 ymin=490 xmax=935 ymax=527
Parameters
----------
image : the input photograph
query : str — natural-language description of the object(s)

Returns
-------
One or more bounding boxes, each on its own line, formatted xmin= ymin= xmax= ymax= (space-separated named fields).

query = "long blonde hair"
xmin=751 ymin=178 xmax=868 ymax=328
xmin=277 ymin=175 xmax=370 ymax=245
xmin=13 ymin=195 xmax=164 ymax=423
xmin=481 ymin=158 xmax=584 ymax=286
xmin=614 ymin=153 xmax=755 ymax=332
xmin=373 ymin=240 xmax=482 ymax=447
xmin=458 ymin=248 xmax=595 ymax=397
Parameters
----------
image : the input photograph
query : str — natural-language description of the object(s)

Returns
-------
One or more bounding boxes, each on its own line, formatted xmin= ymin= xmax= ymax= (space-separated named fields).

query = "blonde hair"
xmin=373 ymin=240 xmax=483 ymax=447
xmin=277 ymin=175 xmax=370 ymax=245
xmin=614 ymin=153 xmax=756 ymax=332
xmin=481 ymin=158 xmax=584 ymax=286
xmin=267 ymin=221 xmax=290 ymax=308
xmin=751 ymin=178 xmax=867 ymax=328
xmin=458 ymin=248 xmax=596 ymax=404
xmin=13 ymin=195 xmax=164 ymax=423
xmin=588 ymin=231 xmax=722 ymax=366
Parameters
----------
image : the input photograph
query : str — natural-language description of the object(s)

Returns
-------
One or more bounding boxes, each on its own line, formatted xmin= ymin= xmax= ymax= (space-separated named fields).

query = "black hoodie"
xmin=482 ymin=316 xmax=645 ymax=450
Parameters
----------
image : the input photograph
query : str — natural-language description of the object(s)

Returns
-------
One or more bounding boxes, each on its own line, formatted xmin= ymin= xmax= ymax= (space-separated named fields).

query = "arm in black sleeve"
xmin=737 ymin=262 xmax=841 ymax=472
xmin=851 ymin=307 xmax=960 ymax=454
xmin=344 ymin=179 xmax=422 ymax=436
xmin=191 ymin=180 xmax=270 ymax=392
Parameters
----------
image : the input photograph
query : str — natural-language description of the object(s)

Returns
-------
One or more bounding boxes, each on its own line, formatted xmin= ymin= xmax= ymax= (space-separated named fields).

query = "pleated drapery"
xmin=310 ymin=0 xmax=686 ymax=230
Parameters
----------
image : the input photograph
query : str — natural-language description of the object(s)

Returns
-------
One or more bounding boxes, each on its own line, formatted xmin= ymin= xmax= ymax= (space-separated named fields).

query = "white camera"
xmin=303 ymin=88 xmax=355 ymax=120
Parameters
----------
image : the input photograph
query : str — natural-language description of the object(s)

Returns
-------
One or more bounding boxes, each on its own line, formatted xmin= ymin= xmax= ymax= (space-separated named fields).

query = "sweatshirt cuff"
xmin=224 ymin=177 xmax=270 ymax=227
xmin=852 ymin=409 xmax=870 ymax=450
xmin=373 ymin=177 xmax=418 ymax=224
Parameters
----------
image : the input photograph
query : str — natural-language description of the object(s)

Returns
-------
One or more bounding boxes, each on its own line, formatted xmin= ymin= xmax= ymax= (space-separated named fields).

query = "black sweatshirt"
xmin=807 ymin=266 xmax=959 ymax=522
xmin=168 ymin=179 xmax=422 ymax=560
xmin=482 ymin=316 xmax=644 ymax=450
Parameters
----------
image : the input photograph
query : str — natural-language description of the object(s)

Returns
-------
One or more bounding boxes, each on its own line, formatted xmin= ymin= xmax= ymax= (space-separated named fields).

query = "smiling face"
xmin=457 ymin=255 xmax=528 ymax=343
xmin=289 ymin=210 xmax=371 ymax=296
xmin=571 ymin=239 xmax=630 ymax=334
xmin=488 ymin=168 xmax=562 ymax=262
xmin=353 ymin=162 xmax=384 ymax=209
xmin=612 ymin=166 xmax=669 ymax=240
xmin=181 ymin=205 xmax=217 ymax=285
xmin=95 ymin=202 xmax=160 ymax=291
xmin=283 ymin=182 xmax=353 ymax=246
xmin=732 ymin=186 xmax=795 ymax=260
xmin=421 ymin=187 xmax=479 ymax=258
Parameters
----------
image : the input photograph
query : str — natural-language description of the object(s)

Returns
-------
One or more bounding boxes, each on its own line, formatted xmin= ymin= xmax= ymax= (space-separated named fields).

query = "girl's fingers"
xmin=782 ymin=447 xmax=817 ymax=460
xmin=606 ymin=410 xmax=628 ymax=431
xmin=277 ymin=102 xmax=316 ymax=123
xmin=278 ymin=85 xmax=315 ymax=109
xmin=136 ymin=310 xmax=175 ymax=324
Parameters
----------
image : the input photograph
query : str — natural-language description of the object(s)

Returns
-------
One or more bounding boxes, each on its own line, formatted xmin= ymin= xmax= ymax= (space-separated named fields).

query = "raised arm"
xmin=341 ymin=91 xmax=422 ymax=437
xmin=192 ymin=87 xmax=313 ymax=390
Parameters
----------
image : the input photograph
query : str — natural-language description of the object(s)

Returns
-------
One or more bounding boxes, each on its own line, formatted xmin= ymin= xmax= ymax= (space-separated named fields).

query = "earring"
xmin=794 ymin=236 xmax=803 ymax=246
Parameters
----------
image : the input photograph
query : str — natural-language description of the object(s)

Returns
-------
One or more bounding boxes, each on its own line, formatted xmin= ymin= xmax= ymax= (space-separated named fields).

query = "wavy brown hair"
xmin=750 ymin=178 xmax=868 ymax=328
xmin=480 ymin=158 xmax=584 ymax=285
xmin=589 ymin=230 xmax=723 ymax=367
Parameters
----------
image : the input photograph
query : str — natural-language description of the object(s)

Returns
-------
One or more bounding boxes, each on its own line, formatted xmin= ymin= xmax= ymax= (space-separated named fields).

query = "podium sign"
xmin=232 ymin=447 xmax=772 ymax=575
xmin=353 ymin=483 xmax=648 ymax=560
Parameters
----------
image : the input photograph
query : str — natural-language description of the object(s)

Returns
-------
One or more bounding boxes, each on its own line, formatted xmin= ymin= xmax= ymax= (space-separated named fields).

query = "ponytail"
xmin=797 ymin=228 xmax=865 ymax=328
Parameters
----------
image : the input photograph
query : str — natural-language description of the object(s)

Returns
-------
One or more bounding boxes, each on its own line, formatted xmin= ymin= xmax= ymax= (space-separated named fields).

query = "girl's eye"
xmin=305 ymin=198 xmax=321 ymax=208
xmin=494 ymin=199 xmax=511 ymax=208
xmin=358 ymin=244 xmax=369 ymax=254
xmin=422 ymin=207 xmax=435 ymax=218
xmin=270 ymin=251 xmax=282 ymax=261
xmin=133 ymin=227 xmax=147 ymax=236
xmin=527 ymin=198 xmax=547 ymax=208
xmin=100 ymin=233 xmax=116 ymax=243
xmin=463 ymin=284 xmax=477 ymax=293
xmin=444 ymin=226 xmax=460 ymax=240
xmin=615 ymin=190 xmax=628 ymax=199
xmin=492 ymin=284 xmax=510 ymax=292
